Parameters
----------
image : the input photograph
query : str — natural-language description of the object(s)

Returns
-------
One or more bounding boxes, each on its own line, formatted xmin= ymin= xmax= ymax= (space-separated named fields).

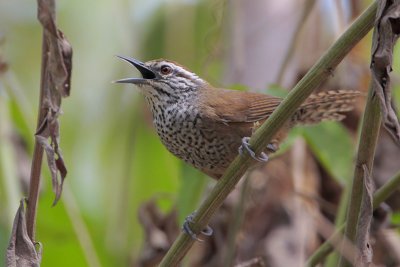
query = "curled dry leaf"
xmin=137 ymin=200 xmax=179 ymax=266
xmin=371 ymin=0 xmax=400 ymax=144
xmin=34 ymin=0 xmax=72 ymax=205
xmin=356 ymin=164 xmax=374 ymax=267
xmin=37 ymin=0 xmax=72 ymax=96
xmin=6 ymin=200 xmax=42 ymax=267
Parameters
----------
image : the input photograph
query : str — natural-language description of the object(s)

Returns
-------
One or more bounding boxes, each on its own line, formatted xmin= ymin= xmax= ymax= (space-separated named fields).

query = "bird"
xmin=115 ymin=56 xmax=359 ymax=180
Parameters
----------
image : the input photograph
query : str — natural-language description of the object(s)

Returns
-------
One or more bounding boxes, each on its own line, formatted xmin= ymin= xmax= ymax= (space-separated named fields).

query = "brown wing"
xmin=199 ymin=88 xmax=282 ymax=123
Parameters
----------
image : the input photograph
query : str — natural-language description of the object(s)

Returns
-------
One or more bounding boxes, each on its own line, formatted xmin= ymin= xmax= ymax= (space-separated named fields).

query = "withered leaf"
xmin=137 ymin=200 xmax=179 ymax=265
xmin=59 ymin=31 xmax=72 ymax=97
xmin=6 ymin=200 xmax=42 ymax=267
xmin=138 ymin=200 xmax=178 ymax=250
xmin=37 ymin=0 xmax=72 ymax=96
xmin=371 ymin=0 xmax=400 ymax=144
xmin=35 ymin=0 xmax=72 ymax=205
xmin=35 ymin=111 xmax=67 ymax=206
xmin=355 ymin=164 xmax=374 ymax=267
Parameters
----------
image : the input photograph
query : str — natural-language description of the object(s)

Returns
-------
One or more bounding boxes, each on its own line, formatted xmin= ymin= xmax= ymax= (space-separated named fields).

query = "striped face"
xmin=141 ymin=59 xmax=206 ymax=101
xmin=116 ymin=56 xmax=206 ymax=103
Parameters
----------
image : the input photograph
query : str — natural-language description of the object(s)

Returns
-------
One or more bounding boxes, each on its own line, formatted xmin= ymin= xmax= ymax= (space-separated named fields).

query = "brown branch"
xmin=26 ymin=13 xmax=51 ymax=242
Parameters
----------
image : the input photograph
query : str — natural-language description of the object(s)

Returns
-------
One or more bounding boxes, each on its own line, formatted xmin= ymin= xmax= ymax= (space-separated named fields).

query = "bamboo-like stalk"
xmin=159 ymin=2 xmax=378 ymax=266
xmin=338 ymin=84 xmax=382 ymax=267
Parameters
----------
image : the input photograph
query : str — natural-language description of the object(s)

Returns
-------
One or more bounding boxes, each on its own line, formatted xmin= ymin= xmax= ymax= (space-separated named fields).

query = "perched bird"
xmin=116 ymin=56 xmax=358 ymax=179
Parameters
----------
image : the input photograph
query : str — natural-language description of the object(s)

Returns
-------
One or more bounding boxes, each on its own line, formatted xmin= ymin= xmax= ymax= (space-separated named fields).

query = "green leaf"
xmin=265 ymin=84 xmax=289 ymax=98
xmin=270 ymin=126 xmax=302 ymax=158
xmin=391 ymin=212 xmax=400 ymax=226
xmin=300 ymin=122 xmax=355 ymax=185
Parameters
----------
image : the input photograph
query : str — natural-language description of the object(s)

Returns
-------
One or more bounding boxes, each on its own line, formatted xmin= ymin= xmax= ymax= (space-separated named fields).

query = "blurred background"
xmin=0 ymin=0 xmax=399 ymax=266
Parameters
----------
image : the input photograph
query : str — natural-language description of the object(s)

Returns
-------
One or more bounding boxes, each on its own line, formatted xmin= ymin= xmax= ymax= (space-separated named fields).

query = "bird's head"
xmin=115 ymin=56 xmax=207 ymax=102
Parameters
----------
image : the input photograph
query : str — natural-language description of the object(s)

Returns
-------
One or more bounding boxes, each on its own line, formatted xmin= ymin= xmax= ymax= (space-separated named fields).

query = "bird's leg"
xmin=239 ymin=137 xmax=270 ymax=162
xmin=182 ymin=211 xmax=213 ymax=241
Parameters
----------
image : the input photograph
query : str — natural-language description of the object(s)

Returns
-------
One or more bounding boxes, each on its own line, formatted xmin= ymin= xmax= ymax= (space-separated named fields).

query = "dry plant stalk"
xmin=6 ymin=0 xmax=72 ymax=266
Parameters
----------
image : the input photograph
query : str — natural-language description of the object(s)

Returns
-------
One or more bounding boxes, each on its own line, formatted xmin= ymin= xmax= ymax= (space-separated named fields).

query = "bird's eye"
xmin=160 ymin=65 xmax=172 ymax=75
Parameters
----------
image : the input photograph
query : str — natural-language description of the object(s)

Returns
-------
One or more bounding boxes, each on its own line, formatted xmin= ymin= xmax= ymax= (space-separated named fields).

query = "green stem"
xmin=373 ymin=171 xmax=400 ymax=209
xmin=159 ymin=2 xmax=378 ymax=266
xmin=306 ymin=227 xmax=344 ymax=267
xmin=338 ymin=83 xmax=381 ymax=267
xmin=325 ymin=184 xmax=351 ymax=267
xmin=305 ymin=170 xmax=400 ymax=267
xmin=223 ymin=173 xmax=251 ymax=267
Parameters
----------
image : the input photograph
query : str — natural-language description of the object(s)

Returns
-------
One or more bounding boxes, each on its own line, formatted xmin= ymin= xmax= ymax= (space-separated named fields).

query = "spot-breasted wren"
xmin=116 ymin=56 xmax=358 ymax=179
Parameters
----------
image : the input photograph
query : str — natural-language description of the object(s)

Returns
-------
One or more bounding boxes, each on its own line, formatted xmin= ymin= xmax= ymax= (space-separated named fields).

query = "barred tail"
xmin=291 ymin=90 xmax=360 ymax=125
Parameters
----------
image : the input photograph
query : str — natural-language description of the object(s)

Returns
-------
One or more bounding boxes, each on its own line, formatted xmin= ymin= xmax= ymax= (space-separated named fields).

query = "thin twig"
xmin=313 ymin=212 xmax=359 ymax=266
xmin=159 ymin=2 xmax=377 ymax=266
xmin=223 ymin=173 xmax=251 ymax=267
xmin=373 ymin=171 xmax=400 ymax=209
xmin=26 ymin=24 xmax=50 ymax=242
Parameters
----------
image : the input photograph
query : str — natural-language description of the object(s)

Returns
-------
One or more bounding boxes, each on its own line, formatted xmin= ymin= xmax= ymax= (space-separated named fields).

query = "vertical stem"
xmin=26 ymin=2 xmax=53 ymax=241
xmin=338 ymin=85 xmax=381 ymax=267
xmin=26 ymin=143 xmax=44 ymax=241
xmin=223 ymin=174 xmax=251 ymax=267
xmin=306 ymin=171 xmax=400 ymax=266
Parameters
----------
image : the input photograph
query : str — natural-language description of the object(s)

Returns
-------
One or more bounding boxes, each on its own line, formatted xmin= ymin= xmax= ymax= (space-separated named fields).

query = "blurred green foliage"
xmin=0 ymin=1 xmax=222 ymax=266
xmin=302 ymin=122 xmax=354 ymax=184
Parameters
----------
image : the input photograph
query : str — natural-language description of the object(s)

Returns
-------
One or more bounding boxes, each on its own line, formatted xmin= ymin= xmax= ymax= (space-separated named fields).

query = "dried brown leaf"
xmin=356 ymin=164 xmax=374 ymax=267
xmin=6 ymin=200 xmax=42 ymax=267
xmin=136 ymin=200 xmax=179 ymax=266
xmin=371 ymin=0 xmax=400 ymax=144
xmin=34 ymin=0 xmax=72 ymax=204
xmin=138 ymin=201 xmax=170 ymax=250
xmin=37 ymin=0 xmax=72 ymax=96
xmin=58 ymin=32 xmax=72 ymax=96
xmin=35 ymin=112 xmax=67 ymax=206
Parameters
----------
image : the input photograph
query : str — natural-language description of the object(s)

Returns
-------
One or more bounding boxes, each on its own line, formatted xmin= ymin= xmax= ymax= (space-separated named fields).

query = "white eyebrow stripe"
xmin=147 ymin=60 xmax=206 ymax=84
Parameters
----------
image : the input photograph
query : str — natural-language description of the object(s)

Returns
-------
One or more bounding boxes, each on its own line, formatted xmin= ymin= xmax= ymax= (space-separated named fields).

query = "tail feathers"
xmin=292 ymin=90 xmax=360 ymax=125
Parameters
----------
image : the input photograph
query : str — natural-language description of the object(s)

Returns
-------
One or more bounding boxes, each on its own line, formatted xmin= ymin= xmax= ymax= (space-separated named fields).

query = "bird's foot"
xmin=266 ymin=143 xmax=278 ymax=153
xmin=239 ymin=137 xmax=269 ymax=162
xmin=182 ymin=211 xmax=213 ymax=242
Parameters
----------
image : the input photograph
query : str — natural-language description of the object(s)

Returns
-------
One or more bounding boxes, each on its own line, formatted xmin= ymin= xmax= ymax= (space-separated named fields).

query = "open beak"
xmin=114 ymin=55 xmax=156 ymax=84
